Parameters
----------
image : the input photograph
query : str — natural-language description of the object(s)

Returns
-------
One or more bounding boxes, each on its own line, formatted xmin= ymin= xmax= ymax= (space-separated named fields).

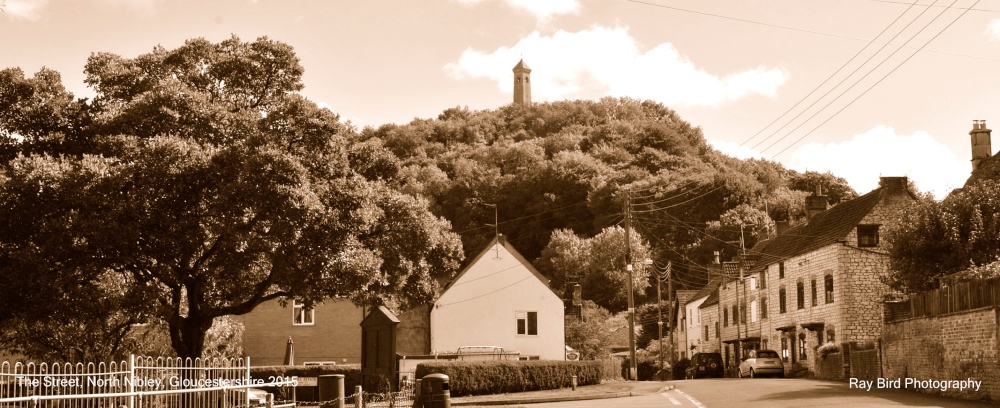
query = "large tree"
xmin=0 ymin=36 xmax=463 ymax=359
xmin=885 ymin=180 xmax=1000 ymax=292
xmin=535 ymin=226 xmax=652 ymax=312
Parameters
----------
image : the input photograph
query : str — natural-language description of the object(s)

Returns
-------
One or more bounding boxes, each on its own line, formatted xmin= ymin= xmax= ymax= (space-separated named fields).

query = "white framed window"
xmin=293 ymin=300 xmax=314 ymax=326
xmin=750 ymin=300 xmax=758 ymax=323
xmin=516 ymin=311 xmax=538 ymax=336
xmin=749 ymin=276 xmax=757 ymax=291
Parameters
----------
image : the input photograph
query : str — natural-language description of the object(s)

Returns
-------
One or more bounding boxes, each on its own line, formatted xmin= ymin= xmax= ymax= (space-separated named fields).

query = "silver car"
xmin=738 ymin=349 xmax=784 ymax=378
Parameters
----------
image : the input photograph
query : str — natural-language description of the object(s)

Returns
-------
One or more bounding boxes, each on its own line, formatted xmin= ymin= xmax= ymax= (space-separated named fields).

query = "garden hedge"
xmin=414 ymin=360 xmax=602 ymax=397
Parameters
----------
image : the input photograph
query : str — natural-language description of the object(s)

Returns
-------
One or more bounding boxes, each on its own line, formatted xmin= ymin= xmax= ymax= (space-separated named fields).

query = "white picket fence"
xmin=0 ymin=356 xmax=292 ymax=408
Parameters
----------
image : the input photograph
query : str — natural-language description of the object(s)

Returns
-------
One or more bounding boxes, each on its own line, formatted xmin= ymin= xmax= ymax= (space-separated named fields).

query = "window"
xmin=516 ymin=311 xmax=538 ymax=335
xmin=715 ymin=322 xmax=720 ymax=338
xmin=825 ymin=275 xmax=834 ymax=304
xmin=732 ymin=305 xmax=738 ymax=324
xmin=779 ymin=262 xmax=785 ymax=279
xmin=798 ymin=333 xmax=807 ymax=360
xmin=750 ymin=300 xmax=758 ymax=323
xmin=779 ymin=288 xmax=787 ymax=313
xmin=796 ymin=281 xmax=805 ymax=310
xmin=760 ymin=272 xmax=767 ymax=289
xmin=858 ymin=225 xmax=880 ymax=247
xmin=723 ymin=307 xmax=729 ymax=327
xmin=749 ymin=276 xmax=757 ymax=291
xmin=704 ymin=325 xmax=709 ymax=340
xmin=781 ymin=337 xmax=789 ymax=361
xmin=811 ymin=279 xmax=818 ymax=306
xmin=761 ymin=296 xmax=768 ymax=319
xmin=827 ymin=329 xmax=836 ymax=344
xmin=762 ymin=339 xmax=768 ymax=350
xmin=293 ymin=301 xmax=314 ymax=325
xmin=740 ymin=303 xmax=747 ymax=324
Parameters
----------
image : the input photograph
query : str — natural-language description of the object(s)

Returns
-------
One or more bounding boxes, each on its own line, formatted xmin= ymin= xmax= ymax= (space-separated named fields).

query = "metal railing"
xmin=0 ymin=356 xmax=294 ymax=408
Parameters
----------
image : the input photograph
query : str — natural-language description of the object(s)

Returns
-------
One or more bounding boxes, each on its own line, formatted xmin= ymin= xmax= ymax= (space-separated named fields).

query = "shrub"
xmin=414 ymin=360 xmax=602 ymax=397
xmin=817 ymin=342 xmax=841 ymax=359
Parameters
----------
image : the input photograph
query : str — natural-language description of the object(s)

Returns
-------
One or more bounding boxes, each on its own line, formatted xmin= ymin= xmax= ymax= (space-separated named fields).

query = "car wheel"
xmin=737 ymin=369 xmax=743 ymax=378
xmin=749 ymin=369 xmax=755 ymax=378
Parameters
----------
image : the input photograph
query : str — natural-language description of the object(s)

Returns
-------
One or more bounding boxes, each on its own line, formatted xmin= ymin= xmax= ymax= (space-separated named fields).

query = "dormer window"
xmin=858 ymin=225 xmax=880 ymax=247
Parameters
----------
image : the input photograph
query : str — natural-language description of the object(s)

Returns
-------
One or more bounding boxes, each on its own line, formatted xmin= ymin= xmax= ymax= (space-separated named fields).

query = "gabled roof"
xmin=360 ymin=305 xmax=400 ymax=327
xmin=440 ymin=235 xmax=557 ymax=298
xmin=687 ymin=279 xmax=720 ymax=306
xmin=696 ymin=279 xmax=722 ymax=308
xmin=675 ymin=290 xmax=698 ymax=312
xmin=749 ymin=184 xmax=905 ymax=271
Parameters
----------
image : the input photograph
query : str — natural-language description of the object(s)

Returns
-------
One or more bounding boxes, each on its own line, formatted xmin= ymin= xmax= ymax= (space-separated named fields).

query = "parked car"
xmin=738 ymin=349 xmax=784 ymax=378
xmin=685 ymin=352 xmax=724 ymax=379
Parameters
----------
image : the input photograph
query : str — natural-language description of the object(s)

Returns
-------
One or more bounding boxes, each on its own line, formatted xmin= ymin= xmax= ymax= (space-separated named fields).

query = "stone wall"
xmin=816 ymin=351 xmax=844 ymax=380
xmin=848 ymin=342 xmax=880 ymax=382
xmin=882 ymin=306 xmax=1000 ymax=402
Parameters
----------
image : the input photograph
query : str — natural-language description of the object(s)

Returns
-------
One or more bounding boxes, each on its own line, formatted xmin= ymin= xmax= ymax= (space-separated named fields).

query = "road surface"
xmin=522 ymin=378 xmax=994 ymax=407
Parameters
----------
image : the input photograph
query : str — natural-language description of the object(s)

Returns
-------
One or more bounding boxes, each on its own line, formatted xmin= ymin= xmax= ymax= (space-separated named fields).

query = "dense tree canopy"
xmin=886 ymin=180 xmax=1000 ymax=292
xmin=0 ymin=36 xmax=463 ymax=360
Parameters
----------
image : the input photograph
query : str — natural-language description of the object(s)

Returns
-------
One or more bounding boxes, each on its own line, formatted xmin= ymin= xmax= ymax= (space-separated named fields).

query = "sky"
xmin=3 ymin=0 xmax=1000 ymax=199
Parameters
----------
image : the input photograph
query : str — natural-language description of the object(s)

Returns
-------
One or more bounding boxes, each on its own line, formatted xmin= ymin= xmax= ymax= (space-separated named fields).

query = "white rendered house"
xmin=430 ymin=235 xmax=565 ymax=360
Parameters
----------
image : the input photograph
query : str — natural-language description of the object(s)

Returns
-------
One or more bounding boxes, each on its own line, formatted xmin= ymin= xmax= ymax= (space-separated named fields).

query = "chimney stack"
xmin=879 ymin=176 xmax=908 ymax=194
xmin=971 ymin=120 xmax=992 ymax=171
xmin=804 ymin=185 xmax=828 ymax=221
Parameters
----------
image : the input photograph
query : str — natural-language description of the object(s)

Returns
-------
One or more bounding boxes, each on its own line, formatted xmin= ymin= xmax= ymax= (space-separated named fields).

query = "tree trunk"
xmin=169 ymin=314 xmax=213 ymax=359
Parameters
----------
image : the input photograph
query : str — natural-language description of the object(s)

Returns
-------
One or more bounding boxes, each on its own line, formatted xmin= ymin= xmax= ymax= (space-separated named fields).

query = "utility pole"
xmin=658 ymin=261 xmax=671 ymax=380
xmin=624 ymin=189 xmax=636 ymax=381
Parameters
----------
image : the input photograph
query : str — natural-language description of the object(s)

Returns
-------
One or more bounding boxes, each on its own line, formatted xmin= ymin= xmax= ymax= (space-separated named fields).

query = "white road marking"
xmin=659 ymin=392 xmax=681 ymax=405
xmin=674 ymin=389 xmax=707 ymax=408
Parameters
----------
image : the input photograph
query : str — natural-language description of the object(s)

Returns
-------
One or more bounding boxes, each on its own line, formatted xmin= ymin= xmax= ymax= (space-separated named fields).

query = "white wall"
xmin=430 ymin=241 xmax=565 ymax=360
xmin=686 ymin=295 xmax=708 ymax=353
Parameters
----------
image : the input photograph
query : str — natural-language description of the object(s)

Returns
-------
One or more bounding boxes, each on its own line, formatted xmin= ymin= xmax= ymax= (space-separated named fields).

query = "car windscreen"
xmin=757 ymin=350 xmax=779 ymax=359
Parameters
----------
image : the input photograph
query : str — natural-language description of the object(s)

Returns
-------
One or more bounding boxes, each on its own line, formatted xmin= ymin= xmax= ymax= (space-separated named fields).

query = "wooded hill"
xmin=353 ymin=97 xmax=858 ymax=299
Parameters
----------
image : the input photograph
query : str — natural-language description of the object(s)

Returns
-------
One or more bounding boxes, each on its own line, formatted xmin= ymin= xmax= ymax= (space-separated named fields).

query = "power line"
xmin=870 ymin=0 xmax=1000 ymax=12
xmin=744 ymin=0 xmax=926 ymax=152
xmin=623 ymin=0 xmax=1000 ymax=62
xmin=767 ymin=0 xmax=981 ymax=158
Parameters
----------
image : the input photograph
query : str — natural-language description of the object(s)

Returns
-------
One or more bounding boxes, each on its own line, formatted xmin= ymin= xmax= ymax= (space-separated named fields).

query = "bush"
xmin=817 ymin=342 xmax=841 ymax=359
xmin=414 ymin=360 xmax=602 ymax=397
xmin=250 ymin=365 xmax=361 ymax=400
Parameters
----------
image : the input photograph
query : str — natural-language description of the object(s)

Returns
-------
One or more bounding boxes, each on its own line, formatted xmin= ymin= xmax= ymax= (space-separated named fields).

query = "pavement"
xmin=449 ymin=381 xmax=673 ymax=407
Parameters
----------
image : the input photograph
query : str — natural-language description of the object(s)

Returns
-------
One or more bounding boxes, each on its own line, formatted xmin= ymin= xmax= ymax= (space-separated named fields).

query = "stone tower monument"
xmin=513 ymin=59 xmax=531 ymax=105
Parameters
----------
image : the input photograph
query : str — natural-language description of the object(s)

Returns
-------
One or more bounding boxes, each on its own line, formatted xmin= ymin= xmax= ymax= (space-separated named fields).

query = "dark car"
xmin=685 ymin=352 xmax=724 ymax=379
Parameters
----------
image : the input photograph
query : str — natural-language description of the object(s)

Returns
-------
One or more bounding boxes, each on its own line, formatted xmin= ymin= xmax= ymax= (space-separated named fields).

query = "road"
xmin=521 ymin=378 xmax=995 ymax=408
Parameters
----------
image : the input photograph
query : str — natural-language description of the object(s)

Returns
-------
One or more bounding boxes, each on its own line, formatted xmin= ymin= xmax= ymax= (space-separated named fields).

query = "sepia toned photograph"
xmin=2 ymin=1 xmax=1000 ymax=407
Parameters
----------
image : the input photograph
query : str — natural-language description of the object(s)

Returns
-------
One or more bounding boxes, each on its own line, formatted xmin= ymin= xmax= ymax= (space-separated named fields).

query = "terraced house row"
xmin=677 ymin=176 xmax=917 ymax=377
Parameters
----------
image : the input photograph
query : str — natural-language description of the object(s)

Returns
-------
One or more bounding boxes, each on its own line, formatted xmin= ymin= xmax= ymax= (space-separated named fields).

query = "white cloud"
xmin=787 ymin=125 xmax=967 ymax=199
xmin=444 ymin=26 xmax=787 ymax=107
xmin=986 ymin=19 xmax=1000 ymax=41
xmin=3 ymin=0 xmax=48 ymax=21
xmin=710 ymin=140 xmax=766 ymax=160
xmin=454 ymin=0 xmax=579 ymax=21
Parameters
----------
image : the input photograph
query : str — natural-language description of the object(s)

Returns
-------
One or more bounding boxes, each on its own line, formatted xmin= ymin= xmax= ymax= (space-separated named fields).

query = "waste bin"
xmin=420 ymin=373 xmax=450 ymax=408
